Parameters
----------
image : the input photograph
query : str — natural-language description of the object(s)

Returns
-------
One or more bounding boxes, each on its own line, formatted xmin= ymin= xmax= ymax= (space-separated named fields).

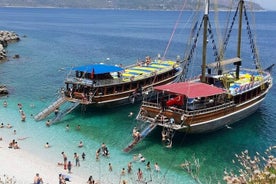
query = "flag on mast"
xmin=91 ymin=68 xmax=95 ymax=79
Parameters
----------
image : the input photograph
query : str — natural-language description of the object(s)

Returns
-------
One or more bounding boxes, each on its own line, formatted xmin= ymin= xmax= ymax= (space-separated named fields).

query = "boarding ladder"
xmin=50 ymin=102 xmax=80 ymax=124
xmin=123 ymin=123 xmax=157 ymax=153
xmin=123 ymin=111 xmax=163 ymax=152
xmin=34 ymin=96 xmax=67 ymax=121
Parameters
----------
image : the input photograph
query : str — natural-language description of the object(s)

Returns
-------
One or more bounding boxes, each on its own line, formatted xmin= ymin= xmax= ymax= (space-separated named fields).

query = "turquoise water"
xmin=0 ymin=8 xmax=275 ymax=183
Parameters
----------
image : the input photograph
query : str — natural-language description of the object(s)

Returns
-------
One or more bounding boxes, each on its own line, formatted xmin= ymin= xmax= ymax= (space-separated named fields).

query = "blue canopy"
xmin=72 ymin=64 xmax=124 ymax=74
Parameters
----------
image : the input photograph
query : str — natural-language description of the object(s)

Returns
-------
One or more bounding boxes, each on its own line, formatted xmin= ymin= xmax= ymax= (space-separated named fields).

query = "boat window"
xmin=97 ymin=87 xmax=104 ymax=96
xmin=115 ymin=85 xmax=123 ymax=93
xmin=106 ymin=86 xmax=114 ymax=95
xmin=131 ymin=82 xmax=138 ymax=89
xmin=125 ymin=84 xmax=130 ymax=91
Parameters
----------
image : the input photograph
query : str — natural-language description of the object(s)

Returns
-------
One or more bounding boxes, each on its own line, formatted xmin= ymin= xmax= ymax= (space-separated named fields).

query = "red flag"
xmin=91 ymin=68 xmax=95 ymax=79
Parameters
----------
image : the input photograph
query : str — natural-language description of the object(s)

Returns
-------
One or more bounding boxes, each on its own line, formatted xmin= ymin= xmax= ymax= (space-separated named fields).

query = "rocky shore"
xmin=0 ymin=30 xmax=20 ymax=62
xmin=0 ymin=30 xmax=20 ymax=95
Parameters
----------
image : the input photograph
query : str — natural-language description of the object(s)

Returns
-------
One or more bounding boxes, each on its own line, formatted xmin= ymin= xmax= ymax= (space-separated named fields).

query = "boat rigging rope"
xmin=162 ymin=0 xmax=188 ymax=60
xmin=217 ymin=0 xmax=234 ymax=62
xmin=243 ymin=3 xmax=262 ymax=72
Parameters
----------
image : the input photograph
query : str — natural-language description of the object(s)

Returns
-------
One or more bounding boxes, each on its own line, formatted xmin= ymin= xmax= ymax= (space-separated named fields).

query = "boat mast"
xmin=235 ymin=0 xmax=244 ymax=79
xmin=201 ymin=0 xmax=209 ymax=83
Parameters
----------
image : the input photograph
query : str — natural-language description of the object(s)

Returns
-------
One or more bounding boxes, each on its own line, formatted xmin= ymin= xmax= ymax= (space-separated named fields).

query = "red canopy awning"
xmin=154 ymin=82 xmax=225 ymax=98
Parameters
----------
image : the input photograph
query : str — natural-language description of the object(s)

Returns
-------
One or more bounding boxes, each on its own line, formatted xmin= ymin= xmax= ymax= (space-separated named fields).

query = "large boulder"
xmin=0 ymin=30 xmax=20 ymax=62
xmin=0 ymin=85 xmax=8 ymax=95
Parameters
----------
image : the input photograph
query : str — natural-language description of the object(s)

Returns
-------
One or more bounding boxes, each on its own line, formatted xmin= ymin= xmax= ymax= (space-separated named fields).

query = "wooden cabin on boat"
xmin=63 ymin=58 xmax=183 ymax=106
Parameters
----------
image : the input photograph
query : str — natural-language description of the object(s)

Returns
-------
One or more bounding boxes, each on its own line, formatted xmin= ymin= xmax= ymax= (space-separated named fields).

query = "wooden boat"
xmin=34 ymin=56 xmax=183 ymax=122
xmin=133 ymin=0 xmax=273 ymax=147
xmin=63 ymin=56 xmax=182 ymax=106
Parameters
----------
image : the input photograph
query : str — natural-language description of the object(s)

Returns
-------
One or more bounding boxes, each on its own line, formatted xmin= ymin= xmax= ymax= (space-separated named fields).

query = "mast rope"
xmin=243 ymin=3 xmax=261 ymax=72
xmin=181 ymin=17 xmax=204 ymax=80
xmin=162 ymin=0 xmax=188 ymax=59
xmin=222 ymin=4 xmax=239 ymax=56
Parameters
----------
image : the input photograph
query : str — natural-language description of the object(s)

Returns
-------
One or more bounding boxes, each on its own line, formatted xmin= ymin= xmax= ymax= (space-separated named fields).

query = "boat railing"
xmin=142 ymin=101 xmax=160 ymax=108
xmin=65 ymin=76 xmax=122 ymax=86
xmin=141 ymin=100 xmax=235 ymax=117
xmin=232 ymin=75 xmax=271 ymax=95
xmin=184 ymin=101 xmax=235 ymax=116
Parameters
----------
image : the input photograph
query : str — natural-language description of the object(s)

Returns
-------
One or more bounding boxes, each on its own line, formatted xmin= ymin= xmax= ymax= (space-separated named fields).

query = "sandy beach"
xmin=0 ymin=138 xmax=87 ymax=184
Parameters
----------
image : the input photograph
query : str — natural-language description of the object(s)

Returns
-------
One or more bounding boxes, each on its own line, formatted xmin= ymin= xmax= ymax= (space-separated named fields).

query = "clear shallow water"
xmin=0 ymin=8 xmax=275 ymax=183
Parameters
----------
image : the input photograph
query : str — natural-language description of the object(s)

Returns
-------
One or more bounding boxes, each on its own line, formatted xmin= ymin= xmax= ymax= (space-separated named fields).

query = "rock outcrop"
xmin=0 ymin=31 xmax=20 ymax=95
xmin=0 ymin=85 xmax=8 ymax=95
xmin=0 ymin=30 xmax=20 ymax=62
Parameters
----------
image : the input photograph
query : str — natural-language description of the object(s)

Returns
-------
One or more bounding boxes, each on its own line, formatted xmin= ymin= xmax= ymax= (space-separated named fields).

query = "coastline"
xmin=0 ymin=138 xmax=87 ymax=184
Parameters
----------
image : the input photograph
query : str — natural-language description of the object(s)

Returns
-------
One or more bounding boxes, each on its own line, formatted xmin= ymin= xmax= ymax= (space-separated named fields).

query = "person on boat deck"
xmin=145 ymin=56 xmax=151 ymax=66
xmin=160 ymin=97 xmax=166 ymax=111
xmin=170 ymin=118 xmax=175 ymax=125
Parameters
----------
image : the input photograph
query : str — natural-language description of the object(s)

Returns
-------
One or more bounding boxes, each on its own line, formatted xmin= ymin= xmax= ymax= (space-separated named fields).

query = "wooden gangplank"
xmin=123 ymin=123 xmax=157 ymax=153
xmin=50 ymin=102 xmax=80 ymax=124
xmin=34 ymin=97 xmax=67 ymax=121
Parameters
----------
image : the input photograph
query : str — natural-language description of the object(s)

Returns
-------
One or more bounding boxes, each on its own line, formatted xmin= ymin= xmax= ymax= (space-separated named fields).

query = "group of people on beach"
xmin=8 ymin=139 xmax=20 ymax=149
xmin=1 ymin=100 xmax=164 ymax=184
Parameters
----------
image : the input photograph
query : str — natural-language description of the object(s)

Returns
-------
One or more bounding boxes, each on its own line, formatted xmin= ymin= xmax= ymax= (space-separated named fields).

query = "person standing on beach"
xmin=87 ymin=175 xmax=94 ymax=184
xmin=59 ymin=174 xmax=66 ymax=184
xmin=74 ymin=152 xmax=80 ymax=167
xmin=62 ymin=152 xmax=68 ymax=170
xmin=33 ymin=173 xmax=43 ymax=184
xmin=67 ymin=161 xmax=72 ymax=173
